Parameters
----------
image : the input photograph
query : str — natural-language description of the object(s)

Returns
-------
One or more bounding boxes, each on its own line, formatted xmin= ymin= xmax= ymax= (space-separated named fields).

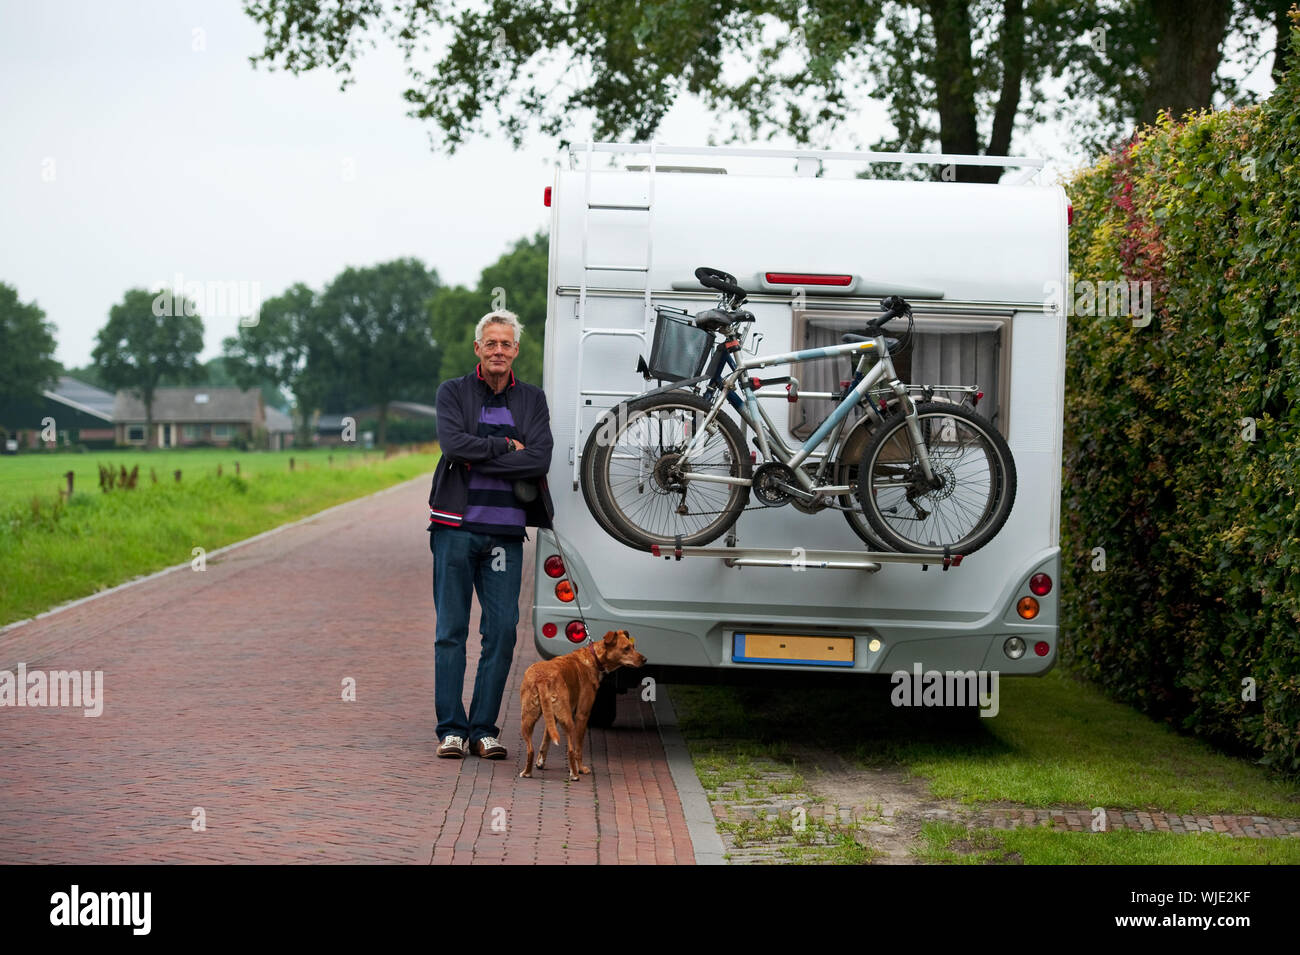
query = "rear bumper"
xmin=533 ymin=541 xmax=1060 ymax=676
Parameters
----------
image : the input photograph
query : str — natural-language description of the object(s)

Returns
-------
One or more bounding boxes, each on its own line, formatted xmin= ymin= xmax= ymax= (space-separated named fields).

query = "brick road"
xmin=0 ymin=476 xmax=700 ymax=864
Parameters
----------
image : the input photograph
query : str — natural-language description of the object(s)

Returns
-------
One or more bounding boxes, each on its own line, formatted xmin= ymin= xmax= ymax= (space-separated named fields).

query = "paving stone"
xmin=0 ymin=476 xmax=696 ymax=865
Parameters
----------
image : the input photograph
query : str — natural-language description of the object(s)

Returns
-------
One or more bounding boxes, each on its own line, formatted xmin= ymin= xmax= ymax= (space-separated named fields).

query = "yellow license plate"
xmin=732 ymin=632 xmax=855 ymax=667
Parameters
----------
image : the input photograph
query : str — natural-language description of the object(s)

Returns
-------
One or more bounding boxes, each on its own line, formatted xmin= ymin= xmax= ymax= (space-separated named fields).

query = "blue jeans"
xmin=431 ymin=528 xmax=523 ymax=745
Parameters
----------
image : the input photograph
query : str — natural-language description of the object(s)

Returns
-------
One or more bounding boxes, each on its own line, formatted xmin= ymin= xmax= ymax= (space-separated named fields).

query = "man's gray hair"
xmin=476 ymin=310 xmax=523 ymax=343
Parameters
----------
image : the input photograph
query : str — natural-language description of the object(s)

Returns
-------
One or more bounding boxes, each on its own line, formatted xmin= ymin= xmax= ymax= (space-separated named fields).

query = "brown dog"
xmin=518 ymin=629 xmax=646 ymax=781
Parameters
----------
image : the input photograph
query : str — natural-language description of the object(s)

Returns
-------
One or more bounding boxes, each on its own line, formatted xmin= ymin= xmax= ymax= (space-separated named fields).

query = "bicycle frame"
xmin=675 ymin=328 xmax=937 ymax=494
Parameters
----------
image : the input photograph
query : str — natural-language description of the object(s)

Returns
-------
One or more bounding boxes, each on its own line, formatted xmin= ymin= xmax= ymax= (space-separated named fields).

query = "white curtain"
xmin=790 ymin=319 xmax=1002 ymax=438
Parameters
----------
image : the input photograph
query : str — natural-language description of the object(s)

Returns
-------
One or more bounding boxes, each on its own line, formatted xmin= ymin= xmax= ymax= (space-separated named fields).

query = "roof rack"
xmin=568 ymin=141 xmax=1046 ymax=184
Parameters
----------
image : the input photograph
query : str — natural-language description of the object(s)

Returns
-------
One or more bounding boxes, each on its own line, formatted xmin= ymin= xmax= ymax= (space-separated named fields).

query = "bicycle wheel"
xmin=589 ymin=391 xmax=751 ymax=549
xmin=856 ymin=401 xmax=1016 ymax=555
xmin=833 ymin=416 xmax=893 ymax=551
xmin=580 ymin=405 xmax=648 ymax=550
xmin=837 ymin=396 xmax=966 ymax=551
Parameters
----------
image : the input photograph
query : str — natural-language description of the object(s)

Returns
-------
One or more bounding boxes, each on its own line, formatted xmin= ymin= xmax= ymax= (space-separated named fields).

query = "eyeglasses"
xmin=478 ymin=340 xmax=517 ymax=352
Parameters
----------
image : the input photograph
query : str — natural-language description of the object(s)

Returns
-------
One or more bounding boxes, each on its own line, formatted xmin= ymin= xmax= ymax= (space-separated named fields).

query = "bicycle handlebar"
xmin=869 ymin=295 xmax=911 ymax=330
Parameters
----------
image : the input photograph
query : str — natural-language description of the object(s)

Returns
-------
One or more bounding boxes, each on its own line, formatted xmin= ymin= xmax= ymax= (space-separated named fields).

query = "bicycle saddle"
xmin=695 ymin=308 xmax=755 ymax=333
xmin=842 ymin=331 xmax=901 ymax=353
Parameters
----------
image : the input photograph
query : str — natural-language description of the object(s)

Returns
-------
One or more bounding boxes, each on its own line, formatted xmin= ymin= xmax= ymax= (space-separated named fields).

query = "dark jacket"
xmin=427 ymin=365 xmax=555 ymax=533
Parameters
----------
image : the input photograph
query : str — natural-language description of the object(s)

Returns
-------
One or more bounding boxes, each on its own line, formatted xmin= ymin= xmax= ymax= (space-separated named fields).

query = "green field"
xmin=0 ymin=446 xmax=439 ymax=626
xmin=0 ymin=446 xmax=354 ymax=507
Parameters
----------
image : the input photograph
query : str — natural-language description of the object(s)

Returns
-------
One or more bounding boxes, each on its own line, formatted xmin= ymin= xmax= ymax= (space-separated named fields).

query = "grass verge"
xmin=671 ymin=674 xmax=1299 ymax=816
xmin=0 ymin=446 xmax=438 ymax=626
xmin=916 ymin=820 xmax=1300 ymax=864
xmin=669 ymin=672 xmax=1299 ymax=864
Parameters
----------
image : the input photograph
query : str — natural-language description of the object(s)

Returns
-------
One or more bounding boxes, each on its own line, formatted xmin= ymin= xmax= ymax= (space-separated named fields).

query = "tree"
xmin=1140 ymin=1 xmax=1234 ymax=124
xmin=245 ymin=1 xmax=1288 ymax=178
xmin=92 ymin=289 xmax=204 ymax=450
xmin=0 ymin=282 xmax=60 ymax=414
xmin=430 ymin=232 xmax=548 ymax=385
xmin=1221 ymin=1 xmax=1297 ymax=94
xmin=1055 ymin=1 xmax=1293 ymax=153
xmin=315 ymin=259 xmax=441 ymax=445
xmin=222 ymin=283 xmax=327 ymax=445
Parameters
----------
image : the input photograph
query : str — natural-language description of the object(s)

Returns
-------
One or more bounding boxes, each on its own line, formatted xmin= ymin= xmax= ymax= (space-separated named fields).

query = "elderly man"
xmin=427 ymin=310 xmax=554 ymax=759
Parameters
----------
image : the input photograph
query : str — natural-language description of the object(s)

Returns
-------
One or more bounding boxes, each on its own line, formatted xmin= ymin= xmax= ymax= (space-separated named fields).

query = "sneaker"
xmin=474 ymin=736 xmax=507 ymax=759
xmin=437 ymin=735 xmax=467 ymax=758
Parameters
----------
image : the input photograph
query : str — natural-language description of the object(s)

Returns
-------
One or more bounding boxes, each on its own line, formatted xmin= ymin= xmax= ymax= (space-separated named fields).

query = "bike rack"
xmin=647 ymin=541 xmax=964 ymax=573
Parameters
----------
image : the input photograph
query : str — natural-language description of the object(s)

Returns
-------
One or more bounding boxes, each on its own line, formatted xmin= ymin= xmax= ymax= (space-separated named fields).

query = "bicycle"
xmin=580 ymin=266 xmax=1017 ymax=556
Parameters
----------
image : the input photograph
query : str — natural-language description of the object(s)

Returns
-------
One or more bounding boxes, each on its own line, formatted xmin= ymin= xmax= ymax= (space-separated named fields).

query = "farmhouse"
xmin=2 ymin=376 xmax=417 ymax=452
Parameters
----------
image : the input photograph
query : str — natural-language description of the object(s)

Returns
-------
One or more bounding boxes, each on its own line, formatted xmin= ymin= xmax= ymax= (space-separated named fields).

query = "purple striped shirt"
xmin=463 ymin=389 xmax=526 ymax=537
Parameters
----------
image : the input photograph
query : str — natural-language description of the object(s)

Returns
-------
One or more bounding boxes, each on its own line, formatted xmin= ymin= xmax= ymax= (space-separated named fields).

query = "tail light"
xmin=542 ymin=622 xmax=558 ymax=638
xmin=544 ymin=555 xmax=565 ymax=578
xmin=1034 ymin=641 xmax=1051 ymax=657
xmin=1029 ymin=573 xmax=1052 ymax=596
xmin=555 ymin=580 xmax=575 ymax=602
xmin=544 ymin=186 xmax=552 ymax=207
xmin=565 ymin=621 xmax=586 ymax=643
xmin=1017 ymin=596 xmax=1039 ymax=619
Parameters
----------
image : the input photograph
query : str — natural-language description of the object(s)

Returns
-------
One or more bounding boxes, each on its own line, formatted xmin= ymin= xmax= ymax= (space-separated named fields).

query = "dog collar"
xmin=587 ymin=645 xmax=605 ymax=674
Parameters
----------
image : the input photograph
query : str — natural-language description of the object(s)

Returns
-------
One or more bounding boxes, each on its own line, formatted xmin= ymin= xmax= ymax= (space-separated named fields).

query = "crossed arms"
xmin=435 ymin=378 xmax=553 ymax=480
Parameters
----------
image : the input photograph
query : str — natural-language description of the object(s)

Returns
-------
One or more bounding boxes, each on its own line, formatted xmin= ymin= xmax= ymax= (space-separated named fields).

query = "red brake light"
xmin=765 ymin=272 xmax=853 ymax=287
xmin=544 ymin=186 xmax=552 ymax=207
xmin=565 ymin=621 xmax=587 ymax=643
xmin=542 ymin=622 xmax=558 ymax=638
xmin=1029 ymin=573 xmax=1052 ymax=596
xmin=1067 ymin=203 xmax=1073 ymax=226
xmin=544 ymin=555 xmax=565 ymax=578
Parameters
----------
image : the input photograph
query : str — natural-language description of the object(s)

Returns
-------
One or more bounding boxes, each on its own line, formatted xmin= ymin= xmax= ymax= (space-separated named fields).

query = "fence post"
xmin=174 ymin=470 xmax=182 ymax=483
xmin=64 ymin=470 xmax=74 ymax=500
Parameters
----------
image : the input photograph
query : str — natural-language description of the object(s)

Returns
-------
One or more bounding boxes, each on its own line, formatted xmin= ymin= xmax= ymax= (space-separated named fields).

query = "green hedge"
xmin=1062 ymin=17 xmax=1300 ymax=775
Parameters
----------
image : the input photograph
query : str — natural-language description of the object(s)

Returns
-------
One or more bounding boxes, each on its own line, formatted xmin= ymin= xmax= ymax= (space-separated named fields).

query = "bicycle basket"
xmin=645 ymin=308 xmax=712 ymax=382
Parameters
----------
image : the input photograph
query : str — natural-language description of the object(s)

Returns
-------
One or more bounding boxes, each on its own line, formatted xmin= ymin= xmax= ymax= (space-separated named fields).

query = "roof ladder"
xmin=571 ymin=141 xmax=657 ymax=489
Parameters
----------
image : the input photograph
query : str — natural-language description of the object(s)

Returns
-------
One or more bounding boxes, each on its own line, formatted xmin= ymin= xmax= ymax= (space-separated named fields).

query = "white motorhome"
xmin=533 ymin=142 xmax=1068 ymax=714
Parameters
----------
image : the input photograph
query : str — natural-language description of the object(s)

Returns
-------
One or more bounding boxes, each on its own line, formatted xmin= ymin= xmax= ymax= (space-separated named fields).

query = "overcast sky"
xmin=0 ymin=1 xmax=1278 ymax=370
